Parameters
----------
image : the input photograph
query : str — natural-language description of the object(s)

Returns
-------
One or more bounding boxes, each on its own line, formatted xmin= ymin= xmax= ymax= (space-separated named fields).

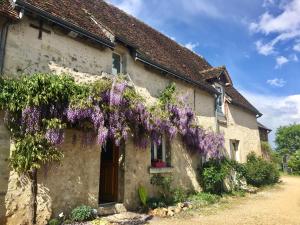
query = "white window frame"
xmin=152 ymin=135 xmax=167 ymax=162
xmin=214 ymin=83 xmax=225 ymax=115
xmin=112 ymin=52 xmax=122 ymax=75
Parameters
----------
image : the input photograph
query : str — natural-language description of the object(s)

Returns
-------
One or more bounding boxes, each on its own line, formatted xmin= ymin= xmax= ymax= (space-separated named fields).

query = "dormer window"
xmin=215 ymin=83 xmax=225 ymax=115
xmin=112 ymin=52 xmax=122 ymax=75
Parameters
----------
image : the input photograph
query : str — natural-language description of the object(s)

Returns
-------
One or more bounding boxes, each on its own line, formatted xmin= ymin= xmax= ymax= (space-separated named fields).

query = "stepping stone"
xmin=104 ymin=212 xmax=152 ymax=225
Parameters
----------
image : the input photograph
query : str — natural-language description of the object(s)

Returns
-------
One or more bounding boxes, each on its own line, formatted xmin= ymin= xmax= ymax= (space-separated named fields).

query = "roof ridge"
xmin=101 ymin=0 xmax=212 ymax=68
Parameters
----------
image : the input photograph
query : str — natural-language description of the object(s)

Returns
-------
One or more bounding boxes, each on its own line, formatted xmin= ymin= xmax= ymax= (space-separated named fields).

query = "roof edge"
xmin=14 ymin=0 xmax=115 ymax=49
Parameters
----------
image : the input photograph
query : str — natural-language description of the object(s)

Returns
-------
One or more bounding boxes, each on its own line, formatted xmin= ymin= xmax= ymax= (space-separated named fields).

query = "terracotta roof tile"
xmin=225 ymin=85 xmax=261 ymax=115
xmin=0 ymin=0 xmax=261 ymax=115
xmin=0 ymin=1 xmax=19 ymax=19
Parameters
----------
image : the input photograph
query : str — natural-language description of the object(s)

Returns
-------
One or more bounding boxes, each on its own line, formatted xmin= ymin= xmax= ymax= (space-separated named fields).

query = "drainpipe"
xmin=214 ymin=94 xmax=220 ymax=133
xmin=0 ymin=18 xmax=10 ymax=75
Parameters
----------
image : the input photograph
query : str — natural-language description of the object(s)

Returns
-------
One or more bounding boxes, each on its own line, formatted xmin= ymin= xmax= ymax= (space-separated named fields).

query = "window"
xmin=230 ymin=140 xmax=240 ymax=162
xmin=112 ymin=52 xmax=122 ymax=75
xmin=151 ymin=136 xmax=170 ymax=168
xmin=215 ymin=83 xmax=224 ymax=115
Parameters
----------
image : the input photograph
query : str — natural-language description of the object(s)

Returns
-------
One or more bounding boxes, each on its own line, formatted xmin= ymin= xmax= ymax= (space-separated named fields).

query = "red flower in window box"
xmin=152 ymin=160 xmax=167 ymax=168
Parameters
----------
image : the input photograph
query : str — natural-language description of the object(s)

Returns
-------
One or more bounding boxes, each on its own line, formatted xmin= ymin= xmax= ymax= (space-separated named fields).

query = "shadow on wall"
xmin=171 ymin=138 xmax=202 ymax=192
xmin=5 ymin=16 xmax=112 ymax=81
xmin=37 ymin=130 xmax=101 ymax=219
xmin=0 ymin=112 xmax=10 ymax=224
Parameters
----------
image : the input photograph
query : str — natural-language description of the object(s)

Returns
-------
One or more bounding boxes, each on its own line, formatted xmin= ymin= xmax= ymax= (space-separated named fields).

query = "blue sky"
xmin=107 ymin=0 xmax=300 ymax=146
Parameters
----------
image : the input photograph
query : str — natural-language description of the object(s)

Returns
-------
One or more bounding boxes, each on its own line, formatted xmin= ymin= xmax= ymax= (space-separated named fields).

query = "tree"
xmin=288 ymin=150 xmax=300 ymax=175
xmin=275 ymin=124 xmax=300 ymax=155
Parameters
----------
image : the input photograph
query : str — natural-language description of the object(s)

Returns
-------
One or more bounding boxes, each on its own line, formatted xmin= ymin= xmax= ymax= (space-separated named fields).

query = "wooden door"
xmin=99 ymin=140 xmax=119 ymax=203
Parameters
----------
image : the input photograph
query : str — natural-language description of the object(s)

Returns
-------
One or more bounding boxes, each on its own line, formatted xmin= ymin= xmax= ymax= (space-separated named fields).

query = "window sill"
xmin=149 ymin=167 xmax=174 ymax=174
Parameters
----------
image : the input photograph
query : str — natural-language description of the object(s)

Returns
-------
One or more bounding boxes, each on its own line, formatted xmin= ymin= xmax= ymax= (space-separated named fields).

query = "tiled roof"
xmin=0 ymin=0 xmax=261 ymax=116
xmin=225 ymin=85 xmax=261 ymax=115
xmin=200 ymin=66 xmax=226 ymax=80
xmin=258 ymin=122 xmax=271 ymax=131
xmin=0 ymin=1 xmax=19 ymax=19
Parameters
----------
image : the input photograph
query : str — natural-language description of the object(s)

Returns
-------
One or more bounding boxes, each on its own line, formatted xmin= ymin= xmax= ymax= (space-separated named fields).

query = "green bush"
xmin=48 ymin=218 xmax=60 ymax=225
xmin=70 ymin=205 xmax=95 ymax=222
xmin=188 ymin=192 xmax=220 ymax=206
xmin=243 ymin=152 xmax=280 ymax=187
xmin=147 ymin=197 xmax=168 ymax=209
xmin=199 ymin=159 xmax=231 ymax=194
xmin=288 ymin=150 xmax=300 ymax=175
xmin=172 ymin=188 xmax=188 ymax=203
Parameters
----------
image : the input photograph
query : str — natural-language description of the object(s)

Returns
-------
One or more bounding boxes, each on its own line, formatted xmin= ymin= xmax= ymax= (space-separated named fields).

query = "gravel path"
xmin=149 ymin=176 xmax=300 ymax=225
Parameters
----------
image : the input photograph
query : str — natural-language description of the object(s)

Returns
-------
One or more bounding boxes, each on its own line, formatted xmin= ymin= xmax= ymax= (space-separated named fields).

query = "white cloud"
xmin=255 ymin=40 xmax=275 ymax=55
xmin=179 ymin=0 xmax=223 ymax=19
xmin=267 ymin=78 xmax=286 ymax=87
xmin=107 ymin=0 xmax=143 ymax=16
xmin=251 ymin=0 xmax=300 ymax=54
xmin=294 ymin=42 xmax=300 ymax=51
xmin=275 ymin=56 xmax=289 ymax=68
xmin=291 ymin=53 xmax=299 ymax=61
xmin=184 ymin=42 xmax=199 ymax=51
xmin=241 ymin=90 xmax=300 ymax=146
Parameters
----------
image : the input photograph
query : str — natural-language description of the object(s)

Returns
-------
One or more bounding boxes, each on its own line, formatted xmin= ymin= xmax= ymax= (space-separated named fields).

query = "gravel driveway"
xmin=149 ymin=176 xmax=300 ymax=225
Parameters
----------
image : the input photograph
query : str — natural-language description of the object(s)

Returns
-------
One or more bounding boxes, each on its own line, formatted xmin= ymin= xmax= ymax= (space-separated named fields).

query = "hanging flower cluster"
xmin=0 ymin=74 xmax=225 ymax=160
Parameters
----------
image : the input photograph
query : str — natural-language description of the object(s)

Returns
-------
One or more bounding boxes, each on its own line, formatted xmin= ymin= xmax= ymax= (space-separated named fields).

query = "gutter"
xmin=13 ymin=0 xmax=114 ymax=49
xmin=0 ymin=18 xmax=10 ymax=75
xmin=134 ymin=52 xmax=219 ymax=96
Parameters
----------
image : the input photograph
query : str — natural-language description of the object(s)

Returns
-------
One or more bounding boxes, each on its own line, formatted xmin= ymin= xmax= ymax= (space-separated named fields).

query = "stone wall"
xmin=220 ymin=104 xmax=262 ymax=163
xmin=0 ymin=112 xmax=10 ymax=224
xmin=5 ymin=130 xmax=101 ymax=225
xmin=123 ymin=137 xmax=202 ymax=210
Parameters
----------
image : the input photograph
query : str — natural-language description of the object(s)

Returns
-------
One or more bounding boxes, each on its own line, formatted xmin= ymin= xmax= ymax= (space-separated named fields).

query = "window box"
xmin=151 ymin=160 xmax=167 ymax=168
xmin=149 ymin=167 xmax=174 ymax=174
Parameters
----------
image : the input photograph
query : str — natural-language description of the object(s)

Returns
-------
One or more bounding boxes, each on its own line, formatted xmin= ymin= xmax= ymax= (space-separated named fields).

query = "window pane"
xmin=112 ymin=53 xmax=121 ymax=75
xmin=157 ymin=143 xmax=163 ymax=160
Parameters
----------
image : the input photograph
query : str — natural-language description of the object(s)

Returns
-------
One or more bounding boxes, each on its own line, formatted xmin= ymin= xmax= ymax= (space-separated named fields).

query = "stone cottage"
xmin=0 ymin=0 xmax=264 ymax=224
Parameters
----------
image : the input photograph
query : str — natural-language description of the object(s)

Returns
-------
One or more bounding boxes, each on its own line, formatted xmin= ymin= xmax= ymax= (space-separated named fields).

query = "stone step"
xmin=98 ymin=203 xmax=127 ymax=216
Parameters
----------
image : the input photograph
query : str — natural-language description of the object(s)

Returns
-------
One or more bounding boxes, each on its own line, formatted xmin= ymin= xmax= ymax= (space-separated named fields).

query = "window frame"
xmin=112 ymin=52 xmax=122 ymax=75
xmin=151 ymin=135 xmax=170 ymax=166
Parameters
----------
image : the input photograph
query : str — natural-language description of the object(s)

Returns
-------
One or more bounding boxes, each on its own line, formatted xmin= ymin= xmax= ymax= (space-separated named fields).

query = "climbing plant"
xmin=0 ymin=73 xmax=225 ymax=223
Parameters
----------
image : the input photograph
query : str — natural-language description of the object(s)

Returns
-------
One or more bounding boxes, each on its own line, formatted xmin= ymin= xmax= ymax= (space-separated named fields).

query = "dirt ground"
xmin=148 ymin=176 xmax=300 ymax=225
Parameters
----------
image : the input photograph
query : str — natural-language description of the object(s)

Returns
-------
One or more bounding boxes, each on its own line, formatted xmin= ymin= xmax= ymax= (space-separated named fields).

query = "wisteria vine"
xmin=0 ymin=74 xmax=225 ymax=164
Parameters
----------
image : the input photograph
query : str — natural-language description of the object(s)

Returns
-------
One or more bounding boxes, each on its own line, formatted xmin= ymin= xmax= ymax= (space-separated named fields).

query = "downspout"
xmin=214 ymin=93 xmax=220 ymax=133
xmin=0 ymin=18 xmax=10 ymax=75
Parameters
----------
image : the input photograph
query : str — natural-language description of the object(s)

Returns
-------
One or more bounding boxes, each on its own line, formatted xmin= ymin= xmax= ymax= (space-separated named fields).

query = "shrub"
xmin=288 ymin=150 xmax=300 ymax=175
xmin=243 ymin=152 xmax=280 ymax=187
xmin=199 ymin=159 xmax=231 ymax=194
xmin=172 ymin=188 xmax=188 ymax=203
xmin=188 ymin=192 xmax=220 ymax=206
xmin=48 ymin=218 xmax=60 ymax=225
xmin=70 ymin=205 xmax=95 ymax=222
xmin=147 ymin=197 xmax=168 ymax=209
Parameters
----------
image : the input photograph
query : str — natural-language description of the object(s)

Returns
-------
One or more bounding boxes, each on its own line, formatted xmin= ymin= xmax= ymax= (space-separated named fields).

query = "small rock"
xmin=174 ymin=207 xmax=181 ymax=214
xmin=167 ymin=210 xmax=175 ymax=217
xmin=177 ymin=203 xmax=184 ymax=208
